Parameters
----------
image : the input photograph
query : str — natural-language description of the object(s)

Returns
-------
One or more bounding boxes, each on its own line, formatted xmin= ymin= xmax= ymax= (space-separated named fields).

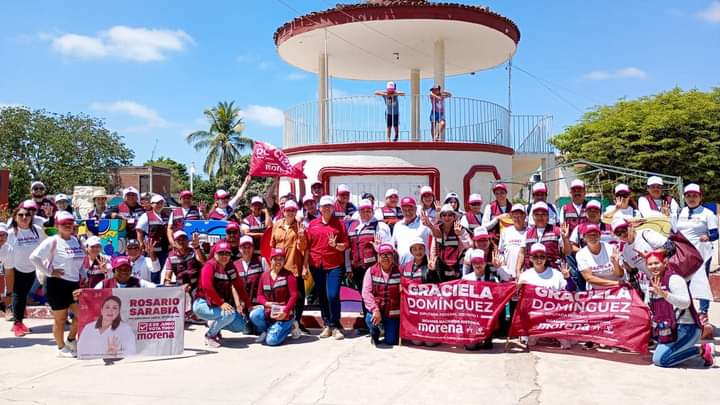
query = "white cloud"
xmin=239 ymin=105 xmax=284 ymax=127
xmin=91 ymin=100 xmax=170 ymax=132
xmin=50 ymin=26 xmax=194 ymax=62
xmin=582 ymin=67 xmax=647 ymax=81
xmin=697 ymin=1 xmax=720 ymax=22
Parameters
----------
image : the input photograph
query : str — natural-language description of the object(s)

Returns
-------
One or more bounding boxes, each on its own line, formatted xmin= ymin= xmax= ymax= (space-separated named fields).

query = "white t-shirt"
xmin=0 ymin=243 xmax=14 ymax=274
xmin=621 ymin=229 xmax=668 ymax=278
xmin=673 ymin=206 xmax=718 ymax=259
xmin=577 ymin=242 xmax=619 ymax=289
xmin=131 ymin=256 xmax=162 ymax=282
xmin=604 ymin=205 xmax=636 ymax=221
xmin=569 ymin=224 xmax=614 ymax=247
xmin=638 ymin=196 xmax=679 ymax=219
xmin=498 ymin=226 xmax=527 ymax=279
xmin=392 ymin=217 xmax=432 ymax=265
xmin=78 ymin=322 xmax=137 ymax=358
xmin=30 ymin=235 xmax=85 ymax=282
xmin=519 ymin=267 xmax=567 ymax=290
xmin=7 ymin=225 xmax=46 ymax=273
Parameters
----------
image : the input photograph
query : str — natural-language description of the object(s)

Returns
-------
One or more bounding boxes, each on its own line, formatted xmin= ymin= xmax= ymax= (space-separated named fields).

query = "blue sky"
xmin=1 ymin=1 xmax=718 ymax=175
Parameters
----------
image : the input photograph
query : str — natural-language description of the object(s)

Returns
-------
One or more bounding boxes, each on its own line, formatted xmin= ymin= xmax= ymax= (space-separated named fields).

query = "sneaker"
xmin=19 ymin=322 xmax=31 ymax=334
xmin=64 ymin=338 xmax=77 ymax=352
xmin=11 ymin=323 xmax=25 ymax=337
xmin=290 ymin=321 xmax=302 ymax=340
xmin=255 ymin=332 xmax=267 ymax=344
xmin=57 ymin=346 xmax=76 ymax=358
xmin=319 ymin=326 xmax=332 ymax=338
xmin=204 ymin=333 xmax=221 ymax=348
xmin=701 ymin=343 xmax=714 ymax=367
xmin=332 ymin=328 xmax=345 ymax=340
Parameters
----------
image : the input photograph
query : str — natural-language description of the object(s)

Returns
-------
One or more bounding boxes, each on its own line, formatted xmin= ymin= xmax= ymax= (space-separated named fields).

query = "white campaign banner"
xmin=77 ymin=287 xmax=185 ymax=359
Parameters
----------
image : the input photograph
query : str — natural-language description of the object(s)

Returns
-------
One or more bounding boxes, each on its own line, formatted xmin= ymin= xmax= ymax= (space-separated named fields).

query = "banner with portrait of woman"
xmin=77 ymin=287 xmax=185 ymax=360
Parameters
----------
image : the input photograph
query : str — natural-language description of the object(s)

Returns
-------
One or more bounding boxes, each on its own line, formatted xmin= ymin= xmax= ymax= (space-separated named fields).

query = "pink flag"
xmin=250 ymin=141 xmax=306 ymax=179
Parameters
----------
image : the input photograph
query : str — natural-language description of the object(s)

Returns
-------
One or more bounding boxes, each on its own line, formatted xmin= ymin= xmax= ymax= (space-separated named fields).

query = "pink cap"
xmin=55 ymin=211 xmax=75 ymax=225
xmin=400 ymin=196 xmax=416 ymax=207
xmin=214 ymin=189 xmax=230 ymax=200
xmin=336 ymin=184 xmax=351 ymax=195
xmin=419 ymin=186 xmax=434 ymax=196
xmin=283 ymin=200 xmax=298 ymax=211
xmin=612 ymin=218 xmax=629 ymax=231
xmin=586 ymin=200 xmax=602 ymax=210
xmin=173 ymin=230 xmax=188 ymax=239
xmin=684 ymin=183 xmax=701 ymax=195
xmin=473 ymin=227 xmax=491 ymax=240
xmin=302 ymin=194 xmax=315 ymax=204
xmin=532 ymin=182 xmax=548 ymax=194
xmin=226 ymin=222 xmax=240 ymax=232
xmin=239 ymin=235 xmax=254 ymax=246
xmin=582 ymin=223 xmax=601 ymax=236
xmin=270 ymin=248 xmax=285 ymax=258
xmin=179 ymin=190 xmax=193 ymax=198
xmin=20 ymin=199 xmax=38 ymax=210
xmin=470 ymin=250 xmax=486 ymax=264
xmin=468 ymin=193 xmax=483 ymax=204
xmin=112 ymin=256 xmax=132 ymax=270
xmin=215 ymin=242 xmax=232 ymax=253
xmin=570 ymin=179 xmax=585 ymax=189
xmin=492 ymin=183 xmax=508 ymax=192
xmin=531 ymin=201 xmax=549 ymax=214
xmin=378 ymin=243 xmax=395 ymax=255
xmin=614 ymin=184 xmax=630 ymax=195
xmin=529 ymin=243 xmax=547 ymax=255
xmin=511 ymin=203 xmax=525 ymax=213
xmin=358 ymin=199 xmax=373 ymax=210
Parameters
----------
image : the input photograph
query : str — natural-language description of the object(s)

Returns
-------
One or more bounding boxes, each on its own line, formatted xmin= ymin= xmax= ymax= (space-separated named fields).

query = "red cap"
xmin=378 ymin=243 xmax=395 ymax=255
xmin=270 ymin=248 xmax=286 ymax=258
xmin=112 ymin=256 xmax=132 ymax=270
xmin=215 ymin=242 xmax=232 ymax=253
xmin=400 ymin=196 xmax=416 ymax=207
xmin=492 ymin=183 xmax=508 ymax=192
xmin=179 ymin=190 xmax=193 ymax=198
xmin=581 ymin=223 xmax=601 ymax=236
xmin=226 ymin=222 xmax=240 ymax=232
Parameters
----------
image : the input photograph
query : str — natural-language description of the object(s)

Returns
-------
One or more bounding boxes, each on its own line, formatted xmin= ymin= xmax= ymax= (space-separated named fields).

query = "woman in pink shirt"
xmin=362 ymin=243 xmax=401 ymax=346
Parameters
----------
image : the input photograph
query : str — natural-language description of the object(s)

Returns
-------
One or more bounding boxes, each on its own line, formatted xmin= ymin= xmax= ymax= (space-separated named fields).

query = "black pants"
xmin=12 ymin=271 xmax=36 ymax=323
xmin=295 ymin=275 xmax=305 ymax=323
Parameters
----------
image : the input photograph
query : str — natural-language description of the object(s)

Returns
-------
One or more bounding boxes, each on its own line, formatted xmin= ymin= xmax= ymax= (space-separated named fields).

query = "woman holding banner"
xmin=30 ymin=211 xmax=85 ymax=358
xmin=193 ymin=242 xmax=251 ymax=348
xmin=77 ymin=295 xmax=137 ymax=358
xmin=646 ymin=250 xmax=714 ymax=367
xmin=462 ymin=250 xmax=499 ymax=350
xmin=250 ymin=248 xmax=298 ymax=346
xmin=362 ymin=243 xmax=401 ymax=347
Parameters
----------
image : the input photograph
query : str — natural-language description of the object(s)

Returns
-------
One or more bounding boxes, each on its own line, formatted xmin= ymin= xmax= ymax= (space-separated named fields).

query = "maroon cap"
xmin=112 ymin=256 xmax=132 ymax=270
xmin=400 ymin=196 xmax=416 ymax=207
xmin=582 ymin=223 xmax=602 ymax=236
xmin=179 ymin=190 xmax=193 ymax=198
xmin=378 ymin=243 xmax=395 ymax=255
xmin=270 ymin=248 xmax=286 ymax=258
xmin=226 ymin=222 xmax=240 ymax=231
xmin=215 ymin=242 xmax=232 ymax=253
xmin=492 ymin=183 xmax=508 ymax=192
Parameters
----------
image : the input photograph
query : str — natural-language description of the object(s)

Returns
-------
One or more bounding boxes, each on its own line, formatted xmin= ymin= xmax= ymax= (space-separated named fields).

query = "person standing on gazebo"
xmin=375 ymin=81 xmax=405 ymax=142
xmin=429 ymin=85 xmax=451 ymax=141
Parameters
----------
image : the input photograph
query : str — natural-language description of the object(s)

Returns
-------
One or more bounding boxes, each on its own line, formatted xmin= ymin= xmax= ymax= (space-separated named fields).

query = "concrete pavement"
xmin=0 ymin=309 xmax=719 ymax=405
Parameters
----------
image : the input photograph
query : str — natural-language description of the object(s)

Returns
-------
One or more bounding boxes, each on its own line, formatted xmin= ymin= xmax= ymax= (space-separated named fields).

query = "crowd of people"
xmin=0 ymin=175 xmax=716 ymax=368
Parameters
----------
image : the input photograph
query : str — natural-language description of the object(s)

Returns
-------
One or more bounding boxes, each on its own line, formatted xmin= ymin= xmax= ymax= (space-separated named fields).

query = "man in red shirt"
xmin=305 ymin=195 xmax=349 ymax=339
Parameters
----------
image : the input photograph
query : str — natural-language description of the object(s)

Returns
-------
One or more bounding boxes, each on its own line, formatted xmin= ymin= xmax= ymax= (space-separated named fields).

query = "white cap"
xmin=386 ymin=81 xmax=396 ymax=90
xmin=611 ymin=218 xmax=629 ymax=231
xmin=570 ymin=179 xmax=585 ymax=189
xmin=511 ymin=203 xmax=526 ymax=213
xmin=647 ymin=176 xmax=664 ymax=186
xmin=385 ymin=188 xmax=399 ymax=198
xmin=529 ymin=243 xmax=547 ymax=255
xmin=473 ymin=227 xmax=491 ymax=240
xmin=214 ymin=189 xmax=230 ymax=199
xmin=468 ymin=193 xmax=483 ymax=204
xmin=358 ymin=199 xmax=373 ymax=210
xmin=92 ymin=189 xmax=107 ymax=199
xmin=444 ymin=192 xmax=459 ymax=202
xmin=0 ymin=223 xmax=7 ymax=234
xmin=586 ymin=200 xmax=602 ymax=210
xmin=614 ymin=184 xmax=630 ymax=194
xmin=54 ymin=211 xmax=75 ymax=224
xmin=336 ymin=184 xmax=351 ymax=194
xmin=250 ymin=196 xmax=264 ymax=205
xmin=30 ymin=181 xmax=45 ymax=190
xmin=470 ymin=250 xmax=486 ymax=263
xmin=319 ymin=195 xmax=335 ymax=206
xmin=86 ymin=236 xmax=102 ymax=246
xmin=283 ymin=200 xmax=298 ymax=211
xmin=123 ymin=186 xmax=139 ymax=197
xmin=408 ymin=237 xmax=425 ymax=248
xmin=150 ymin=194 xmax=165 ymax=204
xmin=173 ymin=230 xmax=188 ymax=239
xmin=440 ymin=204 xmax=456 ymax=214
xmin=54 ymin=193 xmax=69 ymax=202
xmin=532 ymin=182 xmax=547 ymax=194
xmin=531 ymin=201 xmax=549 ymax=214
xmin=239 ymin=235 xmax=254 ymax=246
xmin=302 ymin=194 xmax=315 ymax=204
xmin=684 ymin=183 xmax=701 ymax=194
xmin=419 ymin=186 xmax=434 ymax=196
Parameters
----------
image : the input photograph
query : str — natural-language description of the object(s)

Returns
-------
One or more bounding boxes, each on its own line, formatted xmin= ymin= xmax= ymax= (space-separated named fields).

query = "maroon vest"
xmin=644 ymin=195 xmax=673 ymax=212
xmin=380 ymin=206 xmax=403 ymax=228
xmin=370 ymin=264 xmax=402 ymax=318
xmin=171 ymin=206 xmax=202 ymax=231
xmin=523 ymin=225 xmax=562 ymax=268
xmin=488 ymin=200 xmax=513 ymax=236
xmin=400 ymin=260 xmax=425 ymax=281
xmin=347 ymin=219 xmax=379 ymax=269
xmin=260 ymin=269 xmax=295 ymax=318
xmin=234 ymin=255 xmax=264 ymax=304
xmin=436 ymin=228 xmax=462 ymax=268
xmin=561 ymin=201 xmax=588 ymax=233
xmin=649 ymin=270 xmax=702 ymax=343
xmin=101 ymin=276 xmax=141 ymax=289
xmin=146 ymin=211 xmax=169 ymax=251
xmin=464 ymin=212 xmax=483 ymax=231
xmin=168 ymin=249 xmax=200 ymax=287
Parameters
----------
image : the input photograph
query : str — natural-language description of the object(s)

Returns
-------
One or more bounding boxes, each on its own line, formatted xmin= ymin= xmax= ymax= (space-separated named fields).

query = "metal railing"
xmin=283 ymin=95 xmax=554 ymax=153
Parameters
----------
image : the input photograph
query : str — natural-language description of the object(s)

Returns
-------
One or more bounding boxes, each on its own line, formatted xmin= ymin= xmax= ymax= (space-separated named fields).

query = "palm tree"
xmin=186 ymin=101 xmax=253 ymax=177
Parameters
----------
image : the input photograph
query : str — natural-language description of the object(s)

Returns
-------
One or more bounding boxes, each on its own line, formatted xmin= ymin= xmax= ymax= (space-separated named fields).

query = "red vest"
xmin=369 ymin=264 xmax=402 ymax=318
xmin=259 ymin=269 xmax=295 ymax=318
xmin=561 ymin=201 xmax=588 ymax=233
xmin=644 ymin=195 xmax=673 ymax=212
xmin=243 ymin=214 xmax=266 ymax=253
xmin=234 ymin=255 xmax=264 ymax=304
xmin=435 ymin=228 xmax=462 ymax=267
xmin=523 ymin=225 xmax=562 ymax=268
xmin=208 ymin=207 xmax=232 ymax=220
xmin=400 ymin=260 xmax=425 ymax=281
xmin=167 ymin=249 xmax=200 ymax=287
xmin=347 ymin=219 xmax=379 ymax=269
xmin=101 ymin=276 xmax=141 ymax=289
xmin=146 ymin=211 xmax=169 ymax=251
xmin=488 ymin=200 xmax=513 ymax=236
xmin=380 ymin=206 xmax=403 ymax=228
xmin=171 ymin=206 xmax=202 ymax=231
xmin=464 ymin=212 xmax=483 ymax=231
xmin=196 ymin=261 xmax=240 ymax=305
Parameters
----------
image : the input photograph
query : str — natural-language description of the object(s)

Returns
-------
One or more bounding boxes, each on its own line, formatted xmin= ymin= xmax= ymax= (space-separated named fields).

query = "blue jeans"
xmin=653 ymin=324 xmax=701 ymax=368
xmin=364 ymin=312 xmax=400 ymax=346
xmin=699 ymin=259 xmax=711 ymax=313
xmin=566 ymin=254 xmax=586 ymax=292
xmin=249 ymin=307 xmax=293 ymax=346
xmin=310 ymin=266 xmax=343 ymax=328
xmin=192 ymin=298 xmax=247 ymax=337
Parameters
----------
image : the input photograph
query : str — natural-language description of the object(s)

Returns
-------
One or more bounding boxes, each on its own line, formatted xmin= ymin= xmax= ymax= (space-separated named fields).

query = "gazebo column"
xmin=433 ymin=39 xmax=445 ymax=88
xmin=318 ymin=53 xmax=328 ymax=144
xmin=410 ymin=68 xmax=420 ymax=141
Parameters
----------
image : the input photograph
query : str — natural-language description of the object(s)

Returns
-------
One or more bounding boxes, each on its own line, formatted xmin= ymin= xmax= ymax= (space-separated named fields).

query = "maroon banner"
xmin=401 ymin=279 xmax=515 ymax=344
xmin=509 ymin=285 xmax=651 ymax=353
xmin=250 ymin=141 xmax=306 ymax=179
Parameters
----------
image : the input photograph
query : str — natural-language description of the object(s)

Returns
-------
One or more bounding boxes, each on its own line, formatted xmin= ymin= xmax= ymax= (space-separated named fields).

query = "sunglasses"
xmin=379 ymin=253 xmax=394 ymax=258
xmin=614 ymin=229 xmax=628 ymax=237
xmin=616 ymin=193 xmax=630 ymax=198
xmin=127 ymin=245 xmax=141 ymax=250
xmin=226 ymin=230 xmax=240 ymax=234
xmin=440 ymin=213 xmax=455 ymax=217
xmin=16 ymin=213 xmax=31 ymax=218
xmin=32 ymin=187 xmax=45 ymax=191
xmin=216 ymin=252 xmax=232 ymax=256
xmin=531 ymin=255 xmax=546 ymax=260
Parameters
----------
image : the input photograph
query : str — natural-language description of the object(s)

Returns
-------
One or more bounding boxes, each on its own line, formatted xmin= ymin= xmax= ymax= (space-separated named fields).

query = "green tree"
xmin=0 ymin=107 xmax=134 ymax=206
xmin=551 ymin=88 xmax=720 ymax=200
xmin=186 ymin=101 xmax=254 ymax=177
xmin=144 ymin=156 xmax=190 ymax=195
